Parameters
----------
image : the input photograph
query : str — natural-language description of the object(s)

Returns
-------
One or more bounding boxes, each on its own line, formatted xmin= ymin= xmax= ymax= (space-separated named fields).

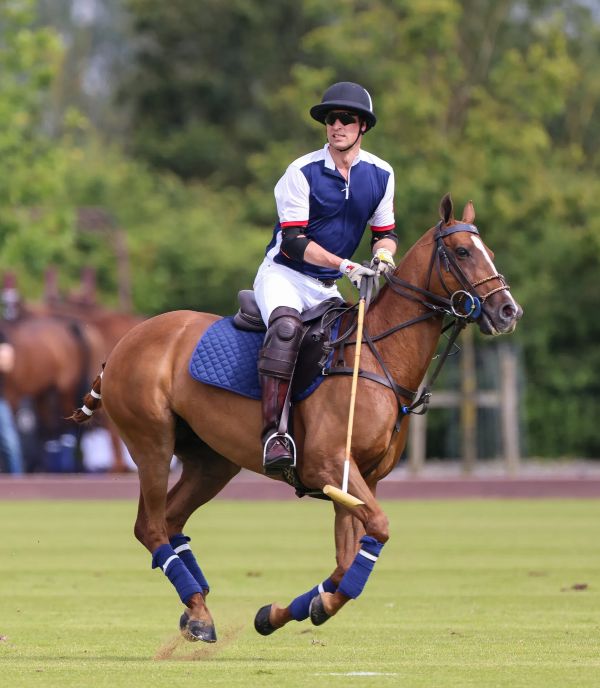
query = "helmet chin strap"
xmin=337 ymin=130 xmax=363 ymax=152
xmin=333 ymin=119 xmax=366 ymax=152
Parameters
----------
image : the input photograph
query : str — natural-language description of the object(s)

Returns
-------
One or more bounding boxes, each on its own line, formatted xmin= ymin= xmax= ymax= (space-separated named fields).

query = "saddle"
xmin=233 ymin=290 xmax=346 ymax=398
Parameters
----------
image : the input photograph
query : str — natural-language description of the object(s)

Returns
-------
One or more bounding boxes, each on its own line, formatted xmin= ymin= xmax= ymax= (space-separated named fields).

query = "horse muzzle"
xmin=477 ymin=297 xmax=523 ymax=336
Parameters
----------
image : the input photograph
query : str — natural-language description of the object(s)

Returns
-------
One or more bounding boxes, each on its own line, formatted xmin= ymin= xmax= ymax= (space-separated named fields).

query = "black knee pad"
xmin=259 ymin=308 xmax=304 ymax=379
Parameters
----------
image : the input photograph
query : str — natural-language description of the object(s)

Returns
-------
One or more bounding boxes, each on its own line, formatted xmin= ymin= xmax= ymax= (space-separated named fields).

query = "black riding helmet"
xmin=310 ymin=81 xmax=376 ymax=131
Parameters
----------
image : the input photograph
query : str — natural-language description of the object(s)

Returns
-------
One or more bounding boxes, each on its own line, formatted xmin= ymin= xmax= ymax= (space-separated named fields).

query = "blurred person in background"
xmin=0 ymin=336 xmax=24 ymax=474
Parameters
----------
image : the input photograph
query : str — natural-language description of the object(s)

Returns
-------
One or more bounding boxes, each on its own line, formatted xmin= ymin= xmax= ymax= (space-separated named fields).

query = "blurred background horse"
xmin=0 ymin=268 xmax=144 ymax=472
xmin=0 ymin=312 xmax=104 ymax=471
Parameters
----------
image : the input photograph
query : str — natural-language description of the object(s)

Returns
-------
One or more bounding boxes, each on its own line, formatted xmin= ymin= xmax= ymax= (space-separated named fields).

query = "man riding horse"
xmin=254 ymin=81 xmax=398 ymax=475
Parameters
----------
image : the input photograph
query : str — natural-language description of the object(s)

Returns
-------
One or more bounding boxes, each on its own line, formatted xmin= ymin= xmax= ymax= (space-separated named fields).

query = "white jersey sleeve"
xmin=274 ymin=164 xmax=310 ymax=227
xmin=368 ymin=168 xmax=395 ymax=231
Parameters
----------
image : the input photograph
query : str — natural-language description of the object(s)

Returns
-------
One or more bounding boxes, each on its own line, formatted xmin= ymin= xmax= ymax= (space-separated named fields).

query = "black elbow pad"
xmin=370 ymin=229 xmax=398 ymax=249
xmin=280 ymin=226 xmax=311 ymax=262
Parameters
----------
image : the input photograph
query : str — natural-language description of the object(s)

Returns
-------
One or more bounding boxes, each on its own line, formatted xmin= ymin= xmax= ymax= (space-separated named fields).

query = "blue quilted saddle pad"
xmin=188 ymin=317 xmax=325 ymax=401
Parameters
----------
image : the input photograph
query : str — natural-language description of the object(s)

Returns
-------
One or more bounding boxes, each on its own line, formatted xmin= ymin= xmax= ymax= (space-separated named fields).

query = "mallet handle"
xmin=342 ymin=295 xmax=366 ymax=493
xmin=323 ymin=276 xmax=371 ymax=508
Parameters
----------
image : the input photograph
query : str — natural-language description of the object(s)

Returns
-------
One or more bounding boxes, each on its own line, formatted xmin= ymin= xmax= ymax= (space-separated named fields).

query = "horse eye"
xmin=456 ymin=246 xmax=470 ymax=258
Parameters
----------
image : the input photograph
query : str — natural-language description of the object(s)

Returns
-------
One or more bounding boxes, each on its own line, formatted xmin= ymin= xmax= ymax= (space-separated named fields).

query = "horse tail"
xmin=68 ymin=319 xmax=92 ymax=409
xmin=70 ymin=365 xmax=105 ymax=424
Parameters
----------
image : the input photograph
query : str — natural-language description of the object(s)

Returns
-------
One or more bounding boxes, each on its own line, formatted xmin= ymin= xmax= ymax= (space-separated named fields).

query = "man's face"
xmin=325 ymin=110 xmax=363 ymax=151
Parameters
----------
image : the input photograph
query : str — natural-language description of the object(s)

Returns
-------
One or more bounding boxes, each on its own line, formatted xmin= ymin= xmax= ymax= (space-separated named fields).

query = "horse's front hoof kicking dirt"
xmin=179 ymin=611 xmax=217 ymax=643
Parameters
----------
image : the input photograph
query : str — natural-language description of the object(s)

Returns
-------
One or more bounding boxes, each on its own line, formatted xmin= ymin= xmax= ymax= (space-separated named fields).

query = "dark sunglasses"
xmin=324 ymin=110 xmax=359 ymax=126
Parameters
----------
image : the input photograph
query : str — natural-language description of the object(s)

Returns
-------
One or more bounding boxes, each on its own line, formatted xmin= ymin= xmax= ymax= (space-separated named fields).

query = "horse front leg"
xmin=254 ymin=481 xmax=382 ymax=635
xmin=254 ymin=565 xmax=338 ymax=636
xmin=305 ymin=459 xmax=389 ymax=626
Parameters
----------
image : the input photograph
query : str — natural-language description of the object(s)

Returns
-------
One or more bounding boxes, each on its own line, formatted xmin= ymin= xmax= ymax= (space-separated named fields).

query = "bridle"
xmin=386 ymin=221 xmax=510 ymax=323
xmin=323 ymin=221 xmax=513 ymax=424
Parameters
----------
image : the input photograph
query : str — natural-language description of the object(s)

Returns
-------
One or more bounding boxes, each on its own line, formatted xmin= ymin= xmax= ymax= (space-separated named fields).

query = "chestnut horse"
xmin=72 ymin=195 xmax=522 ymax=642
xmin=23 ymin=301 xmax=145 ymax=472
xmin=2 ymin=313 xmax=105 ymax=433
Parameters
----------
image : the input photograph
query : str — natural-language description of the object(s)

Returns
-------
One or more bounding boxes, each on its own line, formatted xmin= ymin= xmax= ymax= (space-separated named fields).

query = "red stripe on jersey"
xmin=371 ymin=224 xmax=396 ymax=232
xmin=280 ymin=220 xmax=309 ymax=228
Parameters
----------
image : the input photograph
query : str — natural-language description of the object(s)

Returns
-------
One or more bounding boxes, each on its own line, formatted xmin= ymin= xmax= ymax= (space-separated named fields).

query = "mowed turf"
xmin=0 ymin=498 xmax=599 ymax=688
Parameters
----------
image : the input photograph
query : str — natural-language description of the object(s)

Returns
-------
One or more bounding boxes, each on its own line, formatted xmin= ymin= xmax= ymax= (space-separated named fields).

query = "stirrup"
xmin=262 ymin=432 xmax=297 ymax=473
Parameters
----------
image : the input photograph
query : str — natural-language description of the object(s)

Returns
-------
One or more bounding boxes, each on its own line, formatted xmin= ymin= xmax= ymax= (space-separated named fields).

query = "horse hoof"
xmin=309 ymin=594 xmax=331 ymax=626
xmin=179 ymin=611 xmax=217 ymax=643
xmin=254 ymin=604 xmax=277 ymax=636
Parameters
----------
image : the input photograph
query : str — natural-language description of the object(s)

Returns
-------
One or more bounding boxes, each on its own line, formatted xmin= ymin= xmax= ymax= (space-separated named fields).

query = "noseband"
xmin=428 ymin=221 xmax=511 ymax=320
xmin=379 ymin=221 xmax=511 ymax=323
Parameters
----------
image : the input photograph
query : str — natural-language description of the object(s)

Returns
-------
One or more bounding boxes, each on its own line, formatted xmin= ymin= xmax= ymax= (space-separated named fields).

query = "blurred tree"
xmin=61 ymin=142 xmax=266 ymax=315
xmin=0 ymin=0 xmax=77 ymax=295
xmin=0 ymin=1 xmax=133 ymax=302
xmin=36 ymin=0 xmax=132 ymax=137
xmin=119 ymin=0 xmax=321 ymax=183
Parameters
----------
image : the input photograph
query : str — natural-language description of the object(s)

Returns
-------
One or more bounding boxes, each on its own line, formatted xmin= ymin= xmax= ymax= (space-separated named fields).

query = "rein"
xmin=323 ymin=221 xmax=512 ymax=428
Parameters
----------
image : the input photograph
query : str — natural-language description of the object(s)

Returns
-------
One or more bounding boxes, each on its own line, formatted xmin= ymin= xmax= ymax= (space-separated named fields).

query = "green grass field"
xmin=0 ymin=498 xmax=599 ymax=687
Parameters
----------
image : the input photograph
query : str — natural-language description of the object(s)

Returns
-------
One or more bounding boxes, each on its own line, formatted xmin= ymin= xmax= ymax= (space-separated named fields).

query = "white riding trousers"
xmin=253 ymin=257 xmax=341 ymax=325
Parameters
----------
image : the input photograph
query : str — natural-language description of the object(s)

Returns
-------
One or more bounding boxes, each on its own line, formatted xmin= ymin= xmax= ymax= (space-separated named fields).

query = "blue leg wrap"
xmin=169 ymin=533 xmax=210 ymax=594
xmin=338 ymin=536 xmax=384 ymax=600
xmin=151 ymin=543 xmax=203 ymax=605
xmin=289 ymin=577 xmax=337 ymax=622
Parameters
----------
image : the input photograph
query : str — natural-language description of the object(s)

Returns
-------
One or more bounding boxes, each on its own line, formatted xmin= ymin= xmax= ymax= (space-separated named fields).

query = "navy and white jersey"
xmin=265 ymin=144 xmax=395 ymax=281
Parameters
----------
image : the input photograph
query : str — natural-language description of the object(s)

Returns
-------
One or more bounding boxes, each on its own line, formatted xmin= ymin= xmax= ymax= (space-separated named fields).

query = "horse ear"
xmin=439 ymin=193 xmax=453 ymax=224
xmin=462 ymin=200 xmax=475 ymax=224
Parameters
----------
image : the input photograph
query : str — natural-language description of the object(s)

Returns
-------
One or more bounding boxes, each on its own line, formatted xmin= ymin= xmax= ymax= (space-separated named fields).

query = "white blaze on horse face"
xmin=470 ymin=234 xmax=518 ymax=310
xmin=470 ymin=235 xmax=496 ymax=272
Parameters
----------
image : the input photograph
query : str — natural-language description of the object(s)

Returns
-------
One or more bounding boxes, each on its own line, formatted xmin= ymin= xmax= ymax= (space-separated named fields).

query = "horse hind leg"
xmin=165 ymin=425 xmax=241 ymax=642
xmin=123 ymin=422 xmax=215 ymax=643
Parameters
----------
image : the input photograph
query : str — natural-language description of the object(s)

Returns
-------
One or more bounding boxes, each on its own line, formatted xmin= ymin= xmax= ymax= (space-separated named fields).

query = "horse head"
xmin=426 ymin=193 xmax=522 ymax=335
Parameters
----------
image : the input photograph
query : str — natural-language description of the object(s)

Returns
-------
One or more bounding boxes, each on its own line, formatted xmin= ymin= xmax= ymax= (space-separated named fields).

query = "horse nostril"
xmin=501 ymin=303 xmax=516 ymax=321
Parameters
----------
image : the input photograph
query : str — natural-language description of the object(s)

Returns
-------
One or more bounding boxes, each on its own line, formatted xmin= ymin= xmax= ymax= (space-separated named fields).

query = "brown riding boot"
xmin=258 ymin=306 xmax=304 ymax=476
xmin=260 ymin=374 xmax=295 ymax=475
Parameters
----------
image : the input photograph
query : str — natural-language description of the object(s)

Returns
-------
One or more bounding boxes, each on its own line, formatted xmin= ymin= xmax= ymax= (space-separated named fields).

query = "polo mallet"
xmin=323 ymin=271 xmax=373 ymax=509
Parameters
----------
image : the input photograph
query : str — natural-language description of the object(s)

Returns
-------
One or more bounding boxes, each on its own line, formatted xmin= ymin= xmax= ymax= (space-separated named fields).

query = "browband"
xmin=436 ymin=221 xmax=479 ymax=238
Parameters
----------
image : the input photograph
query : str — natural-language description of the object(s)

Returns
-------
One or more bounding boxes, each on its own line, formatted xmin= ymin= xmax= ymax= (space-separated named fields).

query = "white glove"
xmin=339 ymin=259 xmax=375 ymax=289
xmin=370 ymin=248 xmax=396 ymax=277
